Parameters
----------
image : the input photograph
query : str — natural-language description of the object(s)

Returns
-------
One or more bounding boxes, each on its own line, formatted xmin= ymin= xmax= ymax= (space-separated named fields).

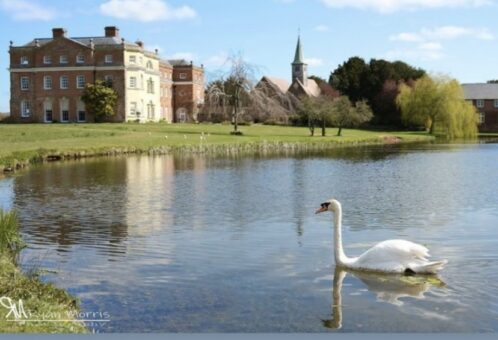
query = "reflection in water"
xmin=322 ymin=267 xmax=444 ymax=330
xmin=125 ymin=156 xmax=175 ymax=236
xmin=322 ymin=269 xmax=345 ymax=330
xmin=0 ymin=177 xmax=13 ymax=211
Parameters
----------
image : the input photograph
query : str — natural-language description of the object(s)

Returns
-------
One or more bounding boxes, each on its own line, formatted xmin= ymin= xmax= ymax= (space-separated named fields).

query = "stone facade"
xmin=9 ymin=26 xmax=204 ymax=123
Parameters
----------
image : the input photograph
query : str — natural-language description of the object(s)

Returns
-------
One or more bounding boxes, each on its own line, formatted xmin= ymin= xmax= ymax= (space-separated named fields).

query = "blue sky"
xmin=1 ymin=0 xmax=498 ymax=112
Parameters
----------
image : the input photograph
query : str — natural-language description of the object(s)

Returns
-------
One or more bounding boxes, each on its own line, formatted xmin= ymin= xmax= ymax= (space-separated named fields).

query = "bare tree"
xmin=203 ymin=53 xmax=301 ymax=130
xmin=250 ymin=80 xmax=300 ymax=124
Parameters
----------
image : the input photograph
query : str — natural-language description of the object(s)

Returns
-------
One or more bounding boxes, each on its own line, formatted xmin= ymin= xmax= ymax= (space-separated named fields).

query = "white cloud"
xmin=100 ymin=0 xmax=196 ymax=22
xmin=389 ymin=32 xmax=424 ymax=42
xmin=385 ymin=44 xmax=444 ymax=61
xmin=418 ymin=42 xmax=443 ymax=51
xmin=315 ymin=25 xmax=330 ymax=32
xmin=387 ymin=25 xmax=493 ymax=62
xmin=204 ymin=52 xmax=229 ymax=68
xmin=390 ymin=26 xmax=495 ymax=42
xmin=304 ymin=58 xmax=324 ymax=66
xmin=167 ymin=52 xmax=196 ymax=61
xmin=320 ymin=0 xmax=492 ymax=13
xmin=0 ymin=0 xmax=56 ymax=21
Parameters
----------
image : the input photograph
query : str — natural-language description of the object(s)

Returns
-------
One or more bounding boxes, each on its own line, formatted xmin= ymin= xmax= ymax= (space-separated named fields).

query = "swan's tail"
xmin=412 ymin=260 xmax=448 ymax=274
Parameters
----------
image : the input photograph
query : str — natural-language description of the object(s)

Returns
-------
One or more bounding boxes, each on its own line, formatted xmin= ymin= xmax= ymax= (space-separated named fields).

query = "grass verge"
xmin=0 ymin=209 xmax=87 ymax=333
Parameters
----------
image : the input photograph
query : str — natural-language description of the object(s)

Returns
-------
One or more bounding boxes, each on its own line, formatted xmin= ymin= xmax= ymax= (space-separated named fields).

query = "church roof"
xmin=290 ymin=78 xmax=321 ymax=97
xmin=263 ymin=77 xmax=290 ymax=93
xmin=304 ymin=79 xmax=321 ymax=97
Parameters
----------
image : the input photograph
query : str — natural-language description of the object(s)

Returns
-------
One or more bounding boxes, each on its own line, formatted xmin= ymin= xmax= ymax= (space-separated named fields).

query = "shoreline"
xmin=0 ymin=208 xmax=87 ymax=334
xmin=0 ymin=254 xmax=88 ymax=333
xmin=0 ymin=133 xmax=435 ymax=174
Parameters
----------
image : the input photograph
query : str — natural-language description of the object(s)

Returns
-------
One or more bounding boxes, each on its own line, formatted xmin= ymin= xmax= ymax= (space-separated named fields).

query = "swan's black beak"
xmin=316 ymin=202 xmax=331 ymax=214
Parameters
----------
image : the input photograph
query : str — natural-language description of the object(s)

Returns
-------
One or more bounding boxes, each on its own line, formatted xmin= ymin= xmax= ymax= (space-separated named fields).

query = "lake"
xmin=1 ymin=142 xmax=498 ymax=332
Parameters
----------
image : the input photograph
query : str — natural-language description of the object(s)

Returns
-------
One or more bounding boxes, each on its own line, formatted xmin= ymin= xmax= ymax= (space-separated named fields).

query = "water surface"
xmin=1 ymin=143 xmax=498 ymax=332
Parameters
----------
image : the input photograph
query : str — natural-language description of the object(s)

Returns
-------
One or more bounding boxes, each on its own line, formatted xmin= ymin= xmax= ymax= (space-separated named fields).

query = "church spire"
xmin=291 ymin=33 xmax=308 ymax=86
xmin=293 ymin=35 xmax=304 ymax=64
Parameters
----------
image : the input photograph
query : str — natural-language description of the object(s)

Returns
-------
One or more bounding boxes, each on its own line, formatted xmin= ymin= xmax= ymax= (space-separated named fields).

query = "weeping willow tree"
xmin=397 ymin=75 xmax=478 ymax=139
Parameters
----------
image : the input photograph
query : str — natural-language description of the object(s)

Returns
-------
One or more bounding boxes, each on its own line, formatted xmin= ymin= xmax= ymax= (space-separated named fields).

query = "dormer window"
xmin=76 ymin=54 xmax=85 ymax=64
xmin=60 ymin=55 xmax=68 ymax=64
xmin=43 ymin=55 xmax=52 ymax=64
xmin=20 ymin=56 xmax=29 ymax=65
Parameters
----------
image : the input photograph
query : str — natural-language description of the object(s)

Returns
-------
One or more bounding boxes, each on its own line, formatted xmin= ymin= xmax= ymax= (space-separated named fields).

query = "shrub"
xmin=0 ymin=210 xmax=25 ymax=254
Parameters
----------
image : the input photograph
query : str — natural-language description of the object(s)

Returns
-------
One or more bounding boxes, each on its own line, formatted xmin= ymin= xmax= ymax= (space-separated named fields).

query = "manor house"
xmin=9 ymin=26 xmax=204 ymax=123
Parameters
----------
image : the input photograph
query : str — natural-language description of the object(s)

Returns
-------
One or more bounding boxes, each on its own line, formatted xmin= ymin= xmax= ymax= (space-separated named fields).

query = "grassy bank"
xmin=0 ymin=123 xmax=435 ymax=171
xmin=0 ymin=210 xmax=87 ymax=333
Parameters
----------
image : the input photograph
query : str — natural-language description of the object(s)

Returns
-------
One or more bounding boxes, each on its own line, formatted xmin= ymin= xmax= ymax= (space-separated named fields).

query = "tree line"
xmin=329 ymin=57 xmax=426 ymax=127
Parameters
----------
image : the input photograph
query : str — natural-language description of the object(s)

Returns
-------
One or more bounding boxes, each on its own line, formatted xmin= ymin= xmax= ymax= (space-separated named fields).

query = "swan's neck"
xmin=334 ymin=208 xmax=352 ymax=266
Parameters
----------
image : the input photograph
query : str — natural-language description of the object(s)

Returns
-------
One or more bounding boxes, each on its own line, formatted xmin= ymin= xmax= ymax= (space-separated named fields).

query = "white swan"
xmin=316 ymin=199 xmax=447 ymax=274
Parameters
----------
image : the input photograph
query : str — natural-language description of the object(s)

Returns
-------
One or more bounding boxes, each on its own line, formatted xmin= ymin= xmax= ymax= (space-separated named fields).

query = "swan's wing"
xmin=354 ymin=239 xmax=430 ymax=269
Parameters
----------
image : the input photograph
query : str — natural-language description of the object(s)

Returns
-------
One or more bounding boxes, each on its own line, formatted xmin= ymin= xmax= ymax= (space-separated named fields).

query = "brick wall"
xmin=10 ymin=36 xmax=126 ymax=123
xmin=172 ymin=65 xmax=204 ymax=122
xmin=474 ymin=99 xmax=498 ymax=132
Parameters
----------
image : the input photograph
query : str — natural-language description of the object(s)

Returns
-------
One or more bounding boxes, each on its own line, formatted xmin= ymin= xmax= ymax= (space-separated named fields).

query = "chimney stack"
xmin=105 ymin=26 xmax=119 ymax=38
xmin=52 ymin=28 xmax=67 ymax=38
xmin=136 ymin=40 xmax=144 ymax=48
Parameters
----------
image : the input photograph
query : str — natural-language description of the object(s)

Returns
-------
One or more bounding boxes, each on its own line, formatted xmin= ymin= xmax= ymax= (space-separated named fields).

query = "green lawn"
xmin=0 ymin=123 xmax=434 ymax=169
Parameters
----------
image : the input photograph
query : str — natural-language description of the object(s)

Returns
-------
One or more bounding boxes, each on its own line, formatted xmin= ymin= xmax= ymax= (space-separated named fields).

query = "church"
xmin=256 ymin=35 xmax=322 ymax=99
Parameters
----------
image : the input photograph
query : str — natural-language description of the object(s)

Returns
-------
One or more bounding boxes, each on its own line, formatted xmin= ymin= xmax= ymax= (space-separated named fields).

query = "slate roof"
xmin=462 ymin=83 xmax=498 ymax=100
xmin=23 ymin=36 xmax=132 ymax=48
xmin=168 ymin=59 xmax=192 ymax=67
xmin=293 ymin=36 xmax=304 ymax=64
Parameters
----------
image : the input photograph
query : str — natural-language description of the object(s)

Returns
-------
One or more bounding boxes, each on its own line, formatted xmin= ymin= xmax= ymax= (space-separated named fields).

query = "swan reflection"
xmin=322 ymin=267 xmax=445 ymax=330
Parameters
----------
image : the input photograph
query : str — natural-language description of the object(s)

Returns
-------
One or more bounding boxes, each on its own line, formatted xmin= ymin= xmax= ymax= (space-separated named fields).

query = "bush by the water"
xmin=0 ymin=209 xmax=24 ymax=254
